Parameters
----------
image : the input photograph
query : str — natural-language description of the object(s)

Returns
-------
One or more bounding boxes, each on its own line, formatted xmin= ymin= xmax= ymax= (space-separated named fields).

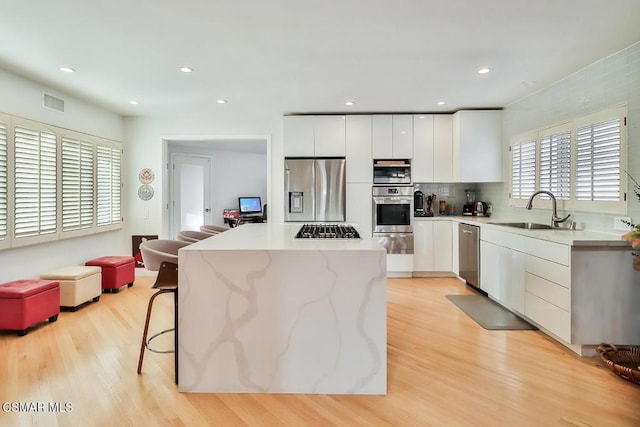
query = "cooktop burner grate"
xmin=295 ymin=224 xmax=361 ymax=239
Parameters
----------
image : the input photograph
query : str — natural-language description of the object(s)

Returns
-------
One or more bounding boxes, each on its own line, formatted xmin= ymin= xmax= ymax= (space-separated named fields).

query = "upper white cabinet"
xmin=412 ymin=115 xmax=434 ymax=183
xmin=433 ymin=115 xmax=454 ymax=182
xmin=283 ymin=116 xmax=314 ymax=156
xmin=283 ymin=115 xmax=346 ymax=157
xmin=452 ymin=110 xmax=503 ymax=182
xmin=412 ymin=114 xmax=454 ymax=183
xmin=345 ymin=115 xmax=372 ymax=183
xmin=372 ymin=115 xmax=413 ymax=159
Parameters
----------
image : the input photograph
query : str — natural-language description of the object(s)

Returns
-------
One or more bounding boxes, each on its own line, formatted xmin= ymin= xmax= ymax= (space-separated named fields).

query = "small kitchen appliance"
xmin=462 ymin=189 xmax=476 ymax=216
xmin=414 ymin=190 xmax=436 ymax=217
xmin=475 ymin=201 xmax=489 ymax=217
xmin=373 ymin=159 xmax=411 ymax=185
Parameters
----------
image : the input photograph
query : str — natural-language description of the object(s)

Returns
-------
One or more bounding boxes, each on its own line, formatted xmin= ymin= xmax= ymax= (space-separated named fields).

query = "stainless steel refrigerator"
xmin=284 ymin=158 xmax=346 ymax=222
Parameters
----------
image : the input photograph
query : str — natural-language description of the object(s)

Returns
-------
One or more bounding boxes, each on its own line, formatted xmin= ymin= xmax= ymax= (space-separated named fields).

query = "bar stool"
xmin=176 ymin=230 xmax=212 ymax=243
xmin=137 ymin=239 xmax=190 ymax=384
xmin=200 ymin=224 xmax=232 ymax=234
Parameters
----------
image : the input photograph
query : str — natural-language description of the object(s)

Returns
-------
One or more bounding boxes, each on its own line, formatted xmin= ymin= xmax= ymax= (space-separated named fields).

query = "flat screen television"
xmin=238 ymin=197 xmax=262 ymax=216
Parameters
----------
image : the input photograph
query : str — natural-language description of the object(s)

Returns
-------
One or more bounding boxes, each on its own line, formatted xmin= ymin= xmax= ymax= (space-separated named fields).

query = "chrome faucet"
xmin=526 ymin=190 xmax=571 ymax=228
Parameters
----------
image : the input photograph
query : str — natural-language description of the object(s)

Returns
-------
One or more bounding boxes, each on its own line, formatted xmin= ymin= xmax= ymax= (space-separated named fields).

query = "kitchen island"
xmin=177 ymin=223 xmax=387 ymax=394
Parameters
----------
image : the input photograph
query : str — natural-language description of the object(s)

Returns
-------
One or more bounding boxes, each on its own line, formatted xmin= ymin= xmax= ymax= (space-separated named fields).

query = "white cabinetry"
xmin=433 ymin=115 xmax=454 ymax=182
xmin=523 ymin=241 xmax=571 ymax=342
xmin=412 ymin=115 xmax=434 ymax=182
xmin=283 ymin=116 xmax=314 ymax=156
xmin=413 ymin=220 xmax=453 ymax=274
xmin=345 ymin=115 xmax=372 ymax=183
xmin=372 ymin=115 xmax=413 ymax=159
xmin=452 ymin=110 xmax=503 ymax=182
xmin=412 ymin=114 xmax=454 ymax=183
xmin=283 ymin=115 xmax=346 ymax=157
xmin=346 ymin=182 xmax=372 ymax=236
xmin=480 ymin=228 xmax=526 ymax=314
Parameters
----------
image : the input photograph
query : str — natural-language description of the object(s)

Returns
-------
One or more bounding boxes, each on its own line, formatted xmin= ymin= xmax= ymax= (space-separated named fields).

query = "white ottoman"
xmin=41 ymin=266 xmax=102 ymax=311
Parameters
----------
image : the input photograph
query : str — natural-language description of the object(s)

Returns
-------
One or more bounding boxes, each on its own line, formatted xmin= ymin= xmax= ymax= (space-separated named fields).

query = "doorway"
xmin=162 ymin=135 xmax=271 ymax=239
xmin=170 ymin=154 xmax=212 ymax=238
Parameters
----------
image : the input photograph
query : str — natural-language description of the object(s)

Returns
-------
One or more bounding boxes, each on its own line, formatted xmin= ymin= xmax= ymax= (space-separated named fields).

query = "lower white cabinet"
xmin=524 ymin=252 xmax=571 ymax=342
xmin=480 ymin=239 xmax=525 ymax=313
xmin=413 ymin=220 xmax=452 ymax=273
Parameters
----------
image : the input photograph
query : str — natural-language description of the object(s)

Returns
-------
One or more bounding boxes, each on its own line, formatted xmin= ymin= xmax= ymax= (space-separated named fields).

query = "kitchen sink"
xmin=488 ymin=221 xmax=567 ymax=230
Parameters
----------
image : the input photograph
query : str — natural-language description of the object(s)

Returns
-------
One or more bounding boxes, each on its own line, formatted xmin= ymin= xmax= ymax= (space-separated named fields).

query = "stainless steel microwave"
xmin=373 ymin=159 xmax=411 ymax=185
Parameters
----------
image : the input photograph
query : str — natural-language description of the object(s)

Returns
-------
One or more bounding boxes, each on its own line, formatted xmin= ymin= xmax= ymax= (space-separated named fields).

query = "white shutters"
xmin=62 ymin=135 xmax=94 ymax=232
xmin=509 ymin=106 xmax=626 ymax=213
xmin=14 ymin=125 xmax=57 ymax=240
xmin=511 ymin=138 xmax=536 ymax=200
xmin=0 ymin=114 xmax=123 ymax=250
xmin=0 ymin=121 xmax=7 ymax=243
xmin=539 ymin=129 xmax=571 ymax=200
xmin=96 ymin=144 xmax=122 ymax=227
xmin=575 ymin=118 xmax=622 ymax=201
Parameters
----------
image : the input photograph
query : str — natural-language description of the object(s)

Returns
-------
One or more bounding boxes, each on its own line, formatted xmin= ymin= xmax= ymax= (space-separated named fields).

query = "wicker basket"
xmin=597 ymin=343 xmax=640 ymax=385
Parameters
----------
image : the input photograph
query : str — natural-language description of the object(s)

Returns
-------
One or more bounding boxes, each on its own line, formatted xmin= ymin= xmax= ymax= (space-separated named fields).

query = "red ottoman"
xmin=0 ymin=280 xmax=60 ymax=336
xmin=85 ymin=256 xmax=135 ymax=293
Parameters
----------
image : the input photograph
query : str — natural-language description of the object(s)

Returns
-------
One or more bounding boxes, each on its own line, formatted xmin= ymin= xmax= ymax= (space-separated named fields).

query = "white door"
xmin=171 ymin=154 xmax=212 ymax=238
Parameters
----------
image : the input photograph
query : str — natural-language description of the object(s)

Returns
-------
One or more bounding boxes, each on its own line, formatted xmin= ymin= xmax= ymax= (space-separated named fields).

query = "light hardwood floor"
xmin=1 ymin=276 xmax=638 ymax=426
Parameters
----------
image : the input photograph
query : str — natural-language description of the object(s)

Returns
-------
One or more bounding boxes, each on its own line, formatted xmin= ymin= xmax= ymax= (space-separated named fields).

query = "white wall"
xmin=479 ymin=41 xmax=640 ymax=233
xmin=123 ymin=112 xmax=282 ymax=240
xmin=0 ymin=69 xmax=125 ymax=283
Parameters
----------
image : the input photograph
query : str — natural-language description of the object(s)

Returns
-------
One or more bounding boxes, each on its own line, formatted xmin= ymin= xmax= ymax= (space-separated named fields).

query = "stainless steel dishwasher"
xmin=458 ymin=223 xmax=480 ymax=289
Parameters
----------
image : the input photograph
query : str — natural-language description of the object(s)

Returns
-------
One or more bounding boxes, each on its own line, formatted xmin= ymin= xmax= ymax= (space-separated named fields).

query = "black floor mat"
xmin=445 ymin=295 xmax=537 ymax=330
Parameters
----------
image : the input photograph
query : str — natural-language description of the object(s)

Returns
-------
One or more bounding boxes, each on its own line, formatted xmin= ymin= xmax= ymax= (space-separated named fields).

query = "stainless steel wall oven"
xmin=372 ymin=185 xmax=413 ymax=254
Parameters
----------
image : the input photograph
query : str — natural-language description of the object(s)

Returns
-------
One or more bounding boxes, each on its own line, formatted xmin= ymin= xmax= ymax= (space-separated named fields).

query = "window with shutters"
xmin=96 ymin=143 xmax=122 ymax=227
xmin=13 ymin=122 xmax=58 ymax=245
xmin=0 ymin=112 xmax=122 ymax=251
xmin=0 ymin=117 xmax=8 ymax=248
xmin=509 ymin=105 xmax=626 ymax=213
xmin=61 ymin=134 xmax=94 ymax=234
xmin=539 ymin=125 xmax=571 ymax=201
xmin=573 ymin=106 xmax=626 ymax=213
xmin=510 ymin=136 xmax=536 ymax=205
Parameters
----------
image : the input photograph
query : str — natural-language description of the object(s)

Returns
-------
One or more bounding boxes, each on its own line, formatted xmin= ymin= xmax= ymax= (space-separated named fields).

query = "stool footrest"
xmin=145 ymin=328 xmax=175 ymax=354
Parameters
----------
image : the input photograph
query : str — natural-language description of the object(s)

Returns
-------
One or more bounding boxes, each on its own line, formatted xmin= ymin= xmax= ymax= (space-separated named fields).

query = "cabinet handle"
xmin=462 ymin=230 xmax=473 ymax=234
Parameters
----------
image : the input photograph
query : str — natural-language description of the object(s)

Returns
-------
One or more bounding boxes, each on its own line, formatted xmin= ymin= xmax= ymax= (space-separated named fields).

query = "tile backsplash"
xmin=413 ymin=183 xmax=481 ymax=216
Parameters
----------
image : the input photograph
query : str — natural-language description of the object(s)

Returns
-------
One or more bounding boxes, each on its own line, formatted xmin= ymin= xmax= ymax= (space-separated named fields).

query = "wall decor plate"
xmin=138 ymin=184 xmax=154 ymax=201
xmin=138 ymin=168 xmax=155 ymax=184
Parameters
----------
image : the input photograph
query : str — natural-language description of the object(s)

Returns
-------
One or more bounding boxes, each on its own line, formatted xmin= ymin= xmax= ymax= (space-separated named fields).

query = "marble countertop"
xmin=413 ymin=215 xmax=629 ymax=247
xmin=180 ymin=223 xmax=385 ymax=252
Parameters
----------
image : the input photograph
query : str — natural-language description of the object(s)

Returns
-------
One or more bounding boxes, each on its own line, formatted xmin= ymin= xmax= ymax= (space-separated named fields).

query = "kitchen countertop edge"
xmin=414 ymin=215 xmax=629 ymax=247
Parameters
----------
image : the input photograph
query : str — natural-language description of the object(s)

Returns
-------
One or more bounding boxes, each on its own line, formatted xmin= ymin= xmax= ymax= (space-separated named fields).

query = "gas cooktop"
xmin=295 ymin=224 xmax=361 ymax=239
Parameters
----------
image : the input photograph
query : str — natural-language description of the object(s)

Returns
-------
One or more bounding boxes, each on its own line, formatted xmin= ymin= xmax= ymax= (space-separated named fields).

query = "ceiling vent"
xmin=43 ymin=93 xmax=65 ymax=112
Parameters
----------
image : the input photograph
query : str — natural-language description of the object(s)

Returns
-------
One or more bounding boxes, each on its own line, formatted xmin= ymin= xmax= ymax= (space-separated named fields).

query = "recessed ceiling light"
xmin=180 ymin=66 xmax=193 ymax=73
xmin=345 ymin=101 xmax=355 ymax=106
xmin=437 ymin=101 xmax=446 ymax=105
xmin=129 ymin=100 xmax=140 ymax=105
xmin=477 ymin=67 xmax=491 ymax=75
xmin=217 ymin=99 xmax=227 ymax=104
xmin=60 ymin=67 xmax=76 ymax=73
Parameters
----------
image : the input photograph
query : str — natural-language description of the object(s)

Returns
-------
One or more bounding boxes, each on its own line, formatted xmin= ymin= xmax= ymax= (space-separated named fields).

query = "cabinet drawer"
xmin=481 ymin=228 xmax=527 ymax=251
xmin=525 ymin=255 xmax=571 ymax=288
xmin=525 ymin=272 xmax=570 ymax=311
xmin=525 ymin=292 xmax=571 ymax=342
xmin=524 ymin=238 xmax=569 ymax=266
